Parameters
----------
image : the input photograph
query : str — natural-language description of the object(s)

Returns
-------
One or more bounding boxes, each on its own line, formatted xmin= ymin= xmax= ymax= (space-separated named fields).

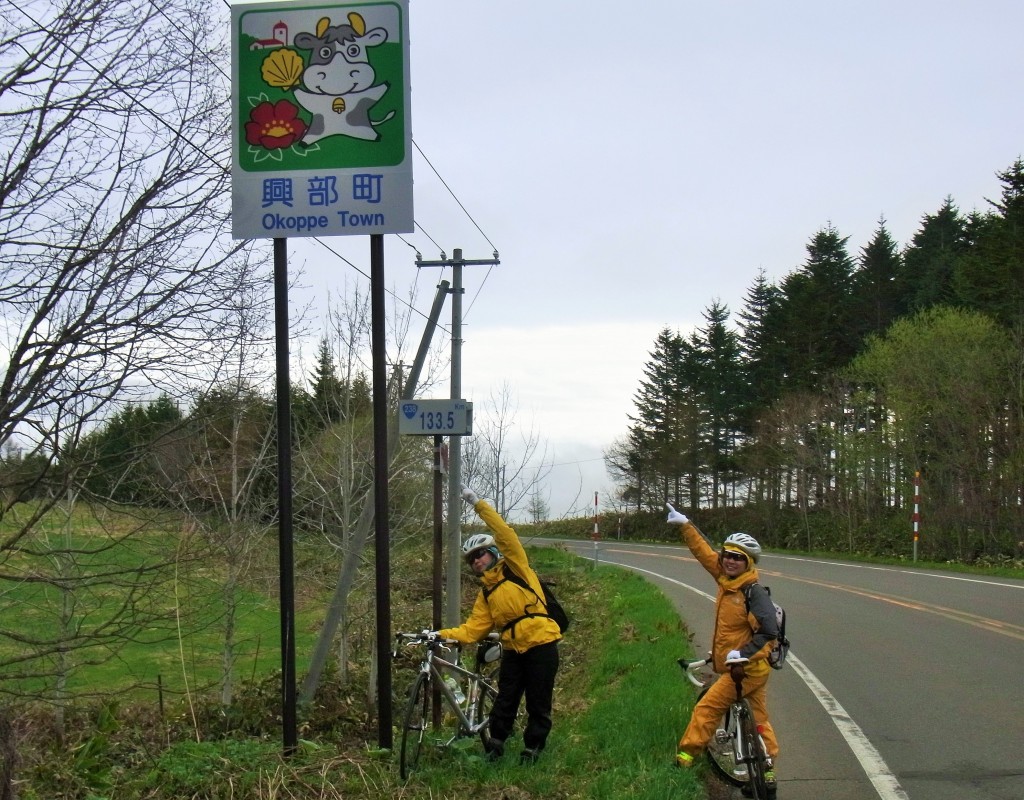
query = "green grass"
xmin=13 ymin=544 xmax=712 ymax=799
xmin=379 ymin=548 xmax=704 ymax=799
xmin=0 ymin=504 xmax=325 ymax=700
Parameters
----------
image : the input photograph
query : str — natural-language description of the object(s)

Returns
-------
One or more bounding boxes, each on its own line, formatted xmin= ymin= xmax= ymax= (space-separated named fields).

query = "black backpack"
xmin=484 ymin=563 xmax=570 ymax=634
xmin=743 ymin=582 xmax=789 ymax=669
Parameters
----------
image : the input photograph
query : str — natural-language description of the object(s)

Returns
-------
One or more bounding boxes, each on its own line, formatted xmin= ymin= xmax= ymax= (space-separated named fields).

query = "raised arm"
xmin=666 ymin=503 xmax=721 ymax=577
xmin=463 ymin=485 xmax=531 ymax=578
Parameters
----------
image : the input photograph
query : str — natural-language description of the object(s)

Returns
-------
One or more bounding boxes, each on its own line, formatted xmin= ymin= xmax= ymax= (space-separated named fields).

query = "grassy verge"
xmin=17 ymin=546 xmax=710 ymax=799
xmin=384 ymin=547 xmax=705 ymax=800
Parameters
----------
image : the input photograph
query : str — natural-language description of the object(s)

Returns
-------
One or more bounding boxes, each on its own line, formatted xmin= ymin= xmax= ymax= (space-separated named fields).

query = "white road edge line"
xmin=786 ymin=654 xmax=909 ymax=800
xmin=613 ymin=561 xmax=911 ymax=800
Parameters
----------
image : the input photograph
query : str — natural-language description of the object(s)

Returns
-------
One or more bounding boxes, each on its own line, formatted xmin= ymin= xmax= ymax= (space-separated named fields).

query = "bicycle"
xmin=680 ymin=655 xmax=775 ymax=800
xmin=393 ymin=631 xmax=502 ymax=779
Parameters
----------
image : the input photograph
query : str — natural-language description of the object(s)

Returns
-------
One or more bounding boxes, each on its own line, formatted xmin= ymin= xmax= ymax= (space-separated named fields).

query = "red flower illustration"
xmin=245 ymin=100 xmax=307 ymax=149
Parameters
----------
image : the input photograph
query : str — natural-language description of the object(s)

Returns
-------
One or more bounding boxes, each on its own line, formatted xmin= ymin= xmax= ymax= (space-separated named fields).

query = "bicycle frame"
xmin=395 ymin=632 xmax=498 ymax=737
xmin=394 ymin=632 xmax=501 ymax=779
xmin=680 ymin=656 xmax=772 ymax=797
xmin=724 ymin=684 xmax=762 ymax=777
xmin=421 ymin=646 xmax=490 ymax=736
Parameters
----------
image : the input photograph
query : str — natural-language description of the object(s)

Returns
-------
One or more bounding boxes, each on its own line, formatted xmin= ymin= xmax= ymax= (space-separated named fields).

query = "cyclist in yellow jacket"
xmin=436 ymin=485 xmax=562 ymax=764
xmin=666 ymin=503 xmax=779 ymax=795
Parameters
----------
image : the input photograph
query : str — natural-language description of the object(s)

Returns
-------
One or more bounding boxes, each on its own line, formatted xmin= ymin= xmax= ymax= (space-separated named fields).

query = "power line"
xmin=549 ymin=456 xmax=608 ymax=468
xmin=312 ymin=237 xmax=452 ymax=337
xmin=413 ymin=139 xmax=499 ymax=254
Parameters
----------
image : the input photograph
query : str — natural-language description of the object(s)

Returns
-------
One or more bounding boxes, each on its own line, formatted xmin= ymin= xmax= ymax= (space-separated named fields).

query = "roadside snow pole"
xmin=592 ymin=492 xmax=600 ymax=567
xmin=912 ymin=471 xmax=921 ymax=563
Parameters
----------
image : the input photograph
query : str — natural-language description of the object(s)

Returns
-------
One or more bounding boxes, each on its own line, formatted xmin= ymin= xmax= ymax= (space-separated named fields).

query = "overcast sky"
xmin=282 ymin=1 xmax=1024 ymax=519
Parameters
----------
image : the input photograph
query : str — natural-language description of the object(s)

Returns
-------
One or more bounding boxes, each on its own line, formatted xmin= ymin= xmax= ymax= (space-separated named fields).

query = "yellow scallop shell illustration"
xmin=261 ymin=48 xmax=304 ymax=91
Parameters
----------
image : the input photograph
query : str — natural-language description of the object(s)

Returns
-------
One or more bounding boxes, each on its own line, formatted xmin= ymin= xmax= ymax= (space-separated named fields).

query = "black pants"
xmin=489 ymin=641 xmax=559 ymax=751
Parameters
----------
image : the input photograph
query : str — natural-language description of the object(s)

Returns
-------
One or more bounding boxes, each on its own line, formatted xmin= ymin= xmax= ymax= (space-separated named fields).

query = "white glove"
xmin=421 ymin=629 xmax=438 ymax=640
xmin=461 ymin=485 xmax=480 ymax=505
xmin=725 ymin=649 xmax=748 ymax=664
xmin=666 ymin=503 xmax=689 ymax=525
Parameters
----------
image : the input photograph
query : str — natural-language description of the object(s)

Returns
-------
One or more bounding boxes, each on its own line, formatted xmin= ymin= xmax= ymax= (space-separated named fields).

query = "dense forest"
xmin=605 ymin=159 xmax=1024 ymax=562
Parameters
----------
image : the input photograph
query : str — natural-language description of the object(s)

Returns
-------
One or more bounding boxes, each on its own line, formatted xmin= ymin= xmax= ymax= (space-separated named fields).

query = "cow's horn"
xmin=316 ymin=17 xmax=330 ymax=38
xmin=347 ymin=12 xmax=365 ymax=36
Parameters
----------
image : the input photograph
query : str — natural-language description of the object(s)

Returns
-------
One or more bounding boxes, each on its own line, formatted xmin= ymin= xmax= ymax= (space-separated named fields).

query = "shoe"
xmin=519 ymin=747 xmax=539 ymax=765
xmin=675 ymin=751 xmax=695 ymax=768
xmin=484 ymin=737 xmax=504 ymax=761
xmin=740 ymin=767 xmax=777 ymax=798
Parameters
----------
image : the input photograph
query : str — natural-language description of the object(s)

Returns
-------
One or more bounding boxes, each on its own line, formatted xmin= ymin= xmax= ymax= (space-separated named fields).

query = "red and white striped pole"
xmin=912 ymin=471 xmax=921 ymax=562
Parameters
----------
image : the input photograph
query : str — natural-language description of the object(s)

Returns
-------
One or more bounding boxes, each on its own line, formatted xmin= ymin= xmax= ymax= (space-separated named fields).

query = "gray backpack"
xmin=743 ymin=583 xmax=789 ymax=669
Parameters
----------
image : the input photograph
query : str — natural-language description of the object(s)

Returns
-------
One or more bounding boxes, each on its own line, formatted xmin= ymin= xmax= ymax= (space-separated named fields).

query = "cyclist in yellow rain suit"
xmin=437 ymin=485 xmax=562 ymax=765
xmin=667 ymin=503 xmax=779 ymax=794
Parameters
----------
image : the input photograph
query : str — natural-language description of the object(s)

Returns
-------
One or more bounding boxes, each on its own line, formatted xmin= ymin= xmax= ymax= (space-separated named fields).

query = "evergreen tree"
xmin=775 ymin=225 xmax=858 ymax=391
xmin=312 ymin=338 xmax=346 ymax=426
xmin=689 ymin=301 xmax=744 ymax=508
xmin=851 ymin=218 xmax=905 ymax=343
xmin=349 ymin=371 xmax=373 ymax=418
xmin=953 ymin=158 xmax=1024 ymax=327
xmin=185 ymin=384 xmax=277 ymax=515
xmin=627 ymin=327 xmax=692 ymax=508
xmin=736 ymin=269 xmax=784 ymax=429
xmin=614 ymin=161 xmax=1024 ymax=552
xmin=77 ymin=395 xmax=184 ymax=505
xmin=293 ymin=339 xmax=373 ymax=438
xmin=899 ymin=197 xmax=968 ymax=312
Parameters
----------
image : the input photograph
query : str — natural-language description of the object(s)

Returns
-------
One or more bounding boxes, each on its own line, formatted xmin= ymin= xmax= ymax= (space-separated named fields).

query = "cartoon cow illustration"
xmin=292 ymin=12 xmax=394 ymax=144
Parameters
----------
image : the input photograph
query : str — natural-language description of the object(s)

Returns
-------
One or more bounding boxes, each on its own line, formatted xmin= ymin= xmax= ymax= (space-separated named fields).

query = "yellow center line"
xmin=761 ymin=569 xmax=1024 ymax=641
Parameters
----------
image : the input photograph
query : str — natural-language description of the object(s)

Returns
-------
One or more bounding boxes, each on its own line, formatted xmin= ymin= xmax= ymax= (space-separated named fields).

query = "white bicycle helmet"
xmin=722 ymin=532 xmax=762 ymax=563
xmin=462 ymin=533 xmax=500 ymax=563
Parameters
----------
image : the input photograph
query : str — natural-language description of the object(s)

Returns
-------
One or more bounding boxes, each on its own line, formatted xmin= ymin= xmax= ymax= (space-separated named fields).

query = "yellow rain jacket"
xmin=679 ymin=521 xmax=773 ymax=677
xmin=439 ymin=499 xmax=562 ymax=654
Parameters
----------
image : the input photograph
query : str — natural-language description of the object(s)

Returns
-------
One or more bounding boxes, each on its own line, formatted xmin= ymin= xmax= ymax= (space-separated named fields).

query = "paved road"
xmin=544 ymin=537 xmax=1024 ymax=800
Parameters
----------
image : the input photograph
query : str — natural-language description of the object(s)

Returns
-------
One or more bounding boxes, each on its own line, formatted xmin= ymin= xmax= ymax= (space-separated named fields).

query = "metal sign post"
xmin=400 ymin=402 xmax=473 ymax=634
xmin=230 ymin=0 xmax=413 ymax=755
xmin=414 ymin=249 xmax=498 ymax=624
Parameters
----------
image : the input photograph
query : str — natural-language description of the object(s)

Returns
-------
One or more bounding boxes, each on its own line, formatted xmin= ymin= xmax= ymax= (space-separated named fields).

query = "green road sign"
xmin=231 ymin=1 xmax=412 ymax=238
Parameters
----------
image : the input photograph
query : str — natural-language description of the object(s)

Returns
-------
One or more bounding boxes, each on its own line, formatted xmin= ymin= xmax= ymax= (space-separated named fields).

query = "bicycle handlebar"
xmin=679 ymin=653 xmax=752 ymax=694
xmin=392 ymin=631 xmax=460 ymax=657
xmin=679 ymin=656 xmax=712 ymax=688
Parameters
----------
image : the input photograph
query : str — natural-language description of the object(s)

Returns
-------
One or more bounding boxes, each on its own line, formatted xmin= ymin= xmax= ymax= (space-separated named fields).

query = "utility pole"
xmin=415 ymin=247 xmax=499 ymax=625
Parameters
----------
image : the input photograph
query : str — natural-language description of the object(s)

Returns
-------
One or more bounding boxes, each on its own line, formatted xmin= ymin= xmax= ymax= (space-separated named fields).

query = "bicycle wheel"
xmin=737 ymin=699 xmax=770 ymax=800
xmin=698 ymin=687 xmax=745 ymax=787
xmin=400 ymin=673 xmax=431 ymax=780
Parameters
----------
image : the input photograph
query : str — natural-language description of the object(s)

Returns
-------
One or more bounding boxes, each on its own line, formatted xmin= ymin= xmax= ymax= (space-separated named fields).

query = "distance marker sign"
xmin=231 ymin=0 xmax=412 ymax=239
xmin=398 ymin=400 xmax=474 ymax=436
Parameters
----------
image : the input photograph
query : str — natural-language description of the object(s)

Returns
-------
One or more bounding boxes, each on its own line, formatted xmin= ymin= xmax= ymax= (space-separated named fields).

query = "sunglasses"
xmin=466 ymin=549 xmax=490 ymax=563
xmin=721 ymin=551 xmax=748 ymax=563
